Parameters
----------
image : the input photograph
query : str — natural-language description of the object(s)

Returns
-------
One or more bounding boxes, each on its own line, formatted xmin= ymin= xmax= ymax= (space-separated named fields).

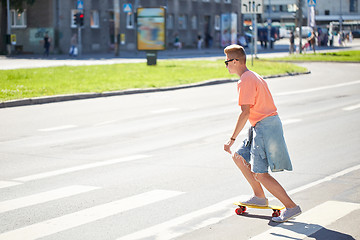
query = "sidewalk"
xmin=1 ymin=38 xmax=359 ymax=70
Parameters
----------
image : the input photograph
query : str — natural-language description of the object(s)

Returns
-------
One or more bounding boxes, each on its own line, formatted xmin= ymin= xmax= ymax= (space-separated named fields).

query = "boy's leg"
xmin=254 ymin=173 xmax=297 ymax=209
xmin=232 ymin=153 xmax=265 ymax=198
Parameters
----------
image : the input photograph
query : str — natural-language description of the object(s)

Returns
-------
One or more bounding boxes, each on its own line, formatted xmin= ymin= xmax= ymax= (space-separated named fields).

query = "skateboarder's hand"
xmin=224 ymin=139 xmax=234 ymax=154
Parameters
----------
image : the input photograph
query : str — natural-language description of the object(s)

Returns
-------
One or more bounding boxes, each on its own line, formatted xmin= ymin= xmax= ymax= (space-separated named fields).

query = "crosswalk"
xmin=1 ymin=162 xmax=359 ymax=240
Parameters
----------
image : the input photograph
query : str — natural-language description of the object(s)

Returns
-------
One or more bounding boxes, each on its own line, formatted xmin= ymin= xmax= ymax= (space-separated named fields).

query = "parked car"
xmin=352 ymin=30 xmax=360 ymax=38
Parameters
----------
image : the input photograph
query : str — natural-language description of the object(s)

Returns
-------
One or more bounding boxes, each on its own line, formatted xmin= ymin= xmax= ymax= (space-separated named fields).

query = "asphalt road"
xmin=0 ymin=62 xmax=359 ymax=240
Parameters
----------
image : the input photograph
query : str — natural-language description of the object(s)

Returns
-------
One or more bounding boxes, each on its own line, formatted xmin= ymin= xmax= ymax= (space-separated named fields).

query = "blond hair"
xmin=224 ymin=44 xmax=246 ymax=64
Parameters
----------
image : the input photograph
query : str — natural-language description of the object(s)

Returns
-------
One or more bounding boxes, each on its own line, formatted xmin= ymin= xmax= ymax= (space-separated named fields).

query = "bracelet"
xmin=230 ymin=137 xmax=236 ymax=141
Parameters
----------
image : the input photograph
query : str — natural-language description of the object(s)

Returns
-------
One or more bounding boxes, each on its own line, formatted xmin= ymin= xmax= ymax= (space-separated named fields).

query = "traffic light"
xmin=73 ymin=13 xmax=79 ymax=26
xmin=79 ymin=13 xmax=84 ymax=26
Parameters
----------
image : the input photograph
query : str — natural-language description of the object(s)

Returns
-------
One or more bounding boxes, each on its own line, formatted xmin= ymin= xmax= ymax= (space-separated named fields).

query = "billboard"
xmin=137 ymin=7 xmax=166 ymax=51
xmin=221 ymin=13 xmax=237 ymax=47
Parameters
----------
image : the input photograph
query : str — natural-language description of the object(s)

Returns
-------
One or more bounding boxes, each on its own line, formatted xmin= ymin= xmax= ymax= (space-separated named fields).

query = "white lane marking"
xmin=250 ymin=201 xmax=360 ymax=240
xmin=288 ymin=164 xmax=360 ymax=196
xmin=38 ymin=125 xmax=77 ymax=132
xmin=0 ymin=181 xmax=22 ymax=189
xmin=93 ymin=120 xmax=117 ymax=127
xmin=150 ymin=108 xmax=179 ymax=114
xmin=281 ymin=118 xmax=302 ymax=125
xmin=275 ymin=80 xmax=360 ymax=96
xmin=117 ymin=164 xmax=360 ymax=240
xmin=0 ymin=190 xmax=184 ymax=240
xmin=116 ymin=197 xmax=240 ymax=240
xmin=13 ymin=155 xmax=150 ymax=182
xmin=0 ymin=185 xmax=99 ymax=214
xmin=343 ymin=103 xmax=360 ymax=111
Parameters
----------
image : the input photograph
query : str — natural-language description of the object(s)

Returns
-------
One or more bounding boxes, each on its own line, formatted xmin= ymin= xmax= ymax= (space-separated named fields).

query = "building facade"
xmin=2 ymin=0 xmax=359 ymax=55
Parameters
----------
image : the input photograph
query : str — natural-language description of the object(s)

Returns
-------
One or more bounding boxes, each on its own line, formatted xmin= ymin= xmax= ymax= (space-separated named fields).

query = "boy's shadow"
xmin=239 ymin=213 xmax=355 ymax=239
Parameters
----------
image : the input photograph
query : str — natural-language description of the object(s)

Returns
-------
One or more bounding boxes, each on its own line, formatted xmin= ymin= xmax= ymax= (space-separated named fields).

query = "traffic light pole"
xmin=78 ymin=25 xmax=82 ymax=56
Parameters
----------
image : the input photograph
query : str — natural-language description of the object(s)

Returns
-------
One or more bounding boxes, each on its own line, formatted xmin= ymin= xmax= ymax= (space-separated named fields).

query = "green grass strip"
xmin=0 ymin=59 xmax=307 ymax=101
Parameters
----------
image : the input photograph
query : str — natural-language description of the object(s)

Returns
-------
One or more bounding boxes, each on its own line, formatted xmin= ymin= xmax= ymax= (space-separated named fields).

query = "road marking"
xmin=281 ymin=118 xmax=302 ymax=125
xmin=150 ymin=108 xmax=179 ymax=114
xmin=0 ymin=190 xmax=184 ymax=240
xmin=288 ymin=164 xmax=360 ymax=196
xmin=38 ymin=125 xmax=77 ymax=132
xmin=0 ymin=185 xmax=99 ymax=213
xmin=117 ymin=164 xmax=360 ymax=240
xmin=343 ymin=103 xmax=360 ymax=111
xmin=116 ymin=197 xmax=240 ymax=240
xmin=275 ymin=80 xmax=360 ymax=96
xmin=0 ymin=181 xmax=22 ymax=189
xmin=93 ymin=120 xmax=117 ymax=127
xmin=250 ymin=201 xmax=360 ymax=240
xmin=13 ymin=155 xmax=150 ymax=182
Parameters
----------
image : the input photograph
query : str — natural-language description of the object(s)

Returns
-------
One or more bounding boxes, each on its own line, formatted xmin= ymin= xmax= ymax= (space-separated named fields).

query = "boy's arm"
xmin=224 ymin=105 xmax=251 ymax=154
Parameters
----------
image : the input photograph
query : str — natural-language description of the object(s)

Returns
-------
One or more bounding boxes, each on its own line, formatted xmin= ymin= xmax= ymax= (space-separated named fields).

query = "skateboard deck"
xmin=233 ymin=201 xmax=285 ymax=217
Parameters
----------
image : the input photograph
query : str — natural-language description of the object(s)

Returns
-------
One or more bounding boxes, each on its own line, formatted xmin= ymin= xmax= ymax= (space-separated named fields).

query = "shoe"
xmin=272 ymin=205 xmax=302 ymax=222
xmin=240 ymin=196 xmax=268 ymax=207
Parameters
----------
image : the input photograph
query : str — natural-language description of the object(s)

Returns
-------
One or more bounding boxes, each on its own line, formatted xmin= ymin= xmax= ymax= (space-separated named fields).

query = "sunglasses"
xmin=224 ymin=58 xmax=238 ymax=66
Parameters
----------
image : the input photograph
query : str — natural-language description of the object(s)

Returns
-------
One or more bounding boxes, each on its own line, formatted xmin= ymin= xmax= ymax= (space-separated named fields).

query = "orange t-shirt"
xmin=237 ymin=70 xmax=277 ymax=126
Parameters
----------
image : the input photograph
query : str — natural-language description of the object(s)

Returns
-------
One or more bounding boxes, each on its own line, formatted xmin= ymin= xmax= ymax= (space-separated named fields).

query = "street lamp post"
xmin=6 ymin=0 xmax=11 ymax=55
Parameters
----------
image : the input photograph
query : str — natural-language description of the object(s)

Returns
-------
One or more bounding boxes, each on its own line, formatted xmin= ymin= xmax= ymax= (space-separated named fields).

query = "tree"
xmin=0 ymin=0 xmax=36 ymax=54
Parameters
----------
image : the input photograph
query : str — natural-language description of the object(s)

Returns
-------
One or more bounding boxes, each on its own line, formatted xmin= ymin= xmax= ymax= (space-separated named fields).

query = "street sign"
xmin=308 ymin=0 xmax=316 ymax=7
xmin=123 ymin=3 xmax=132 ymax=13
xmin=77 ymin=0 xmax=84 ymax=10
xmin=241 ymin=0 xmax=264 ymax=14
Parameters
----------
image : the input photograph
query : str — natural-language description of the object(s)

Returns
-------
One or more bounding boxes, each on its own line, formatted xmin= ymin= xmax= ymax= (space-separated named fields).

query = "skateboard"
xmin=234 ymin=201 xmax=285 ymax=217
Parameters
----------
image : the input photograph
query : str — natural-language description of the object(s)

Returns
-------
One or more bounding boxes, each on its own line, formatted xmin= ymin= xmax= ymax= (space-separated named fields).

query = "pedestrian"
xmin=223 ymin=44 xmax=302 ymax=223
xmin=43 ymin=32 xmax=51 ymax=57
xmin=289 ymin=31 xmax=295 ymax=54
xmin=174 ymin=34 xmax=182 ymax=50
xmin=197 ymin=35 xmax=203 ymax=50
xmin=69 ymin=33 xmax=78 ymax=57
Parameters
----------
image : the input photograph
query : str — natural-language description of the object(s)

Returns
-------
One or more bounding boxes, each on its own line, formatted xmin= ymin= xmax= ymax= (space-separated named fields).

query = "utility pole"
xmin=6 ymin=0 xmax=11 ymax=55
xmin=267 ymin=0 xmax=272 ymax=49
xmin=297 ymin=0 xmax=303 ymax=53
xmin=114 ymin=0 xmax=120 ymax=56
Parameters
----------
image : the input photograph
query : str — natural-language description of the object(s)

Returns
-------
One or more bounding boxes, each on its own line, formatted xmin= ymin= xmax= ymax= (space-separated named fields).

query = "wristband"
xmin=230 ymin=138 xmax=236 ymax=141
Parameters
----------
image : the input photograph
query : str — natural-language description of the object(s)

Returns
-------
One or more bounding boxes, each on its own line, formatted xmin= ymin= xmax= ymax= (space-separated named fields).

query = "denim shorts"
xmin=235 ymin=115 xmax=293 ymax=173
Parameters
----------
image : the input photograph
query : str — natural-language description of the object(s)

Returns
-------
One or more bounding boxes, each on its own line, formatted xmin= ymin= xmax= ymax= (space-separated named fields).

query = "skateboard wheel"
xmin=235 ymin=208 xmax=243 ymax=215
xmin=272 ymin=210 xmax=280 ymax=217
xmin=240 ymin=206 xmax=247 ymax=212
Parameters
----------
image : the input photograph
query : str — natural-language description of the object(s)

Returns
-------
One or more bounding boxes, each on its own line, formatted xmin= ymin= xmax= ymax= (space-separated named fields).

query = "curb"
xmin=0 ymin=71 xmax=311 ymax=109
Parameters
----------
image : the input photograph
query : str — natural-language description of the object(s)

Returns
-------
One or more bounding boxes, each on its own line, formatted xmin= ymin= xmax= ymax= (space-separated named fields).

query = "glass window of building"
xmin=224 ymin=0 xmax=231 ymax=3
xmin=191 ymin=15 xmax=197 ymax=30
xmin=11 ymin=9 xmax=26 ymax=28
xmin=214 ymin=15 xmax=220 ymax=30
xmin=91 ymin=10 xmax=100 ymax=28
xmin=167 ymin=14 xmax=174 ymax=29
xmin=126 ymin=12 xmax=134 ymax=29
xmin=178 ymin=14 xmax=187 ymax=29
xmin=350 ymin=0 xmax=358 ymax=12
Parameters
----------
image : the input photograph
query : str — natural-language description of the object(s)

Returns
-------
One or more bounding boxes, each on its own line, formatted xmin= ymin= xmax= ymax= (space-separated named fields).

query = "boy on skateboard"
xmin=223 ymin=44 xmax=301 ymax=222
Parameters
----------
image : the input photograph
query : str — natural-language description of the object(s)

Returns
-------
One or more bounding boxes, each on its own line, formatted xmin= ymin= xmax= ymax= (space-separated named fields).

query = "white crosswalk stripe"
xmin=0 ymin=190 xmax=184 ymax=240
xmin=0 ymin=185 xmax=99 ymax=213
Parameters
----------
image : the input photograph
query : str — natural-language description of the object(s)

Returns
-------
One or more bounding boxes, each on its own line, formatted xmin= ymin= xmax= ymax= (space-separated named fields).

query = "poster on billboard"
xmin=221 ymin=13 xmax=237 ymax=47
xmin=137 ymin=7 xmax=166 ymax=51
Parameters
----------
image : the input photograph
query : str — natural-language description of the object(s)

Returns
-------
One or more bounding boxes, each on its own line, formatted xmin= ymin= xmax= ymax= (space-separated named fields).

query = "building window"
xmin=126 ymin=12 xmax=134 ymax=29
xmin=191 ymin=15 xmax=197 ymax=30
xmin=167 ymin=14 xmax=174 ymax=29
xmin=325 ymin=10 xmax=330 ymax=15
xmin=91 ymin=10 xmax=99 ymax=28
xmin=214 ymin=15 xmax=220 ymax=30
xmin=178 ymin=14 xmax=187 ymax=30
xmin=224 ymin=0 xmax=231 ymax=3
xmin=350 ymin=0 xmax=358 ymax=12
xmin=11 ymin=9 xmax=26 ymax=28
